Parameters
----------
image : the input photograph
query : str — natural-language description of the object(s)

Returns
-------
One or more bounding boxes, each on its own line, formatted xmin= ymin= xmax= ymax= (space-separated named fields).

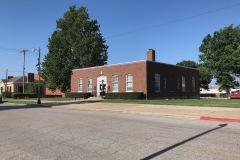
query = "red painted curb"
xmin=200 ymin=116 xmax=240 ymax=123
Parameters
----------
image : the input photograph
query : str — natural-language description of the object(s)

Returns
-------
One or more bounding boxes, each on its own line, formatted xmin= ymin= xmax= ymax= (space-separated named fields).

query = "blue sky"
xmin=0 ymin=0 xmax=240 ymax=79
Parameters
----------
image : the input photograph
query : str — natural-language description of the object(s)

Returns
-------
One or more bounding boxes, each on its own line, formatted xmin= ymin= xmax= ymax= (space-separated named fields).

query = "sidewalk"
xmin=51 ymin=101 xmax=240 ymax=123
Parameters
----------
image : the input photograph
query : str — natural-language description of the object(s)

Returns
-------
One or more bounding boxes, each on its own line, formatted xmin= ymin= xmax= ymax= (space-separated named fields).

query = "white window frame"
xmin=192 ymin=77 xmax=195 ymax=92
xmin=182 ymin=76 xmax=186 ymax=92
xmin=126 ymin=74 xmax=133 ymax=92
xmin=87 ymin=77 xmax=92 ymax=92
xmin=112 ymin=75 xmax=119 ymax=92
xmin=78 ymin=78 xmax=83 ymax=92
xmin=155 ymin=74 xmax=160 ymax=92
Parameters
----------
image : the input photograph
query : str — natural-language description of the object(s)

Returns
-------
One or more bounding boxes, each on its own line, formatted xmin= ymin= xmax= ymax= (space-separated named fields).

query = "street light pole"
xmin=37 ymin=48 xmax=41 ymax=104
xmin=21 ymin=49 xmax=28 ymax=93
xmin=33 ymin=48 xmax=41 ymax=104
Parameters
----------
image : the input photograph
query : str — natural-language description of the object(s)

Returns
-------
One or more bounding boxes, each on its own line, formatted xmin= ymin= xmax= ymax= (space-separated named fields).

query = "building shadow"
xmin=141 ymin=124 xmax=227 ymax=160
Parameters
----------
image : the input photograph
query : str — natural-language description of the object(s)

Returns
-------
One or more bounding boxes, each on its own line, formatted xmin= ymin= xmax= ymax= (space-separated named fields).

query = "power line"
xmin=0 ymin=47 xmax=21 ymax=52
xmin=0 ymin=70 xmax=34 ymax=74
xmin=0 ymin=70 xmax=22 ymax=73
xmin=106 ymin=3 xmax=240 ymax=38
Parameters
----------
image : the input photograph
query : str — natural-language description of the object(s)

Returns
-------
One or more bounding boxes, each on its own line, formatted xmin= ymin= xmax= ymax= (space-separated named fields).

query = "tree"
xmin=41 ymin=5 xmax=108 ymax=92
xmin=176 ymin=60 xmax=213 ymax=89
xmin=197 ymin=64 xmax=213 ymax=89
xmin=199 ymin=24 xmax=240 ymax=93
xmin=176 ymin=60 xmax=198 ymax=68
xmin=26 ymin=83 xmax=38 ymax=94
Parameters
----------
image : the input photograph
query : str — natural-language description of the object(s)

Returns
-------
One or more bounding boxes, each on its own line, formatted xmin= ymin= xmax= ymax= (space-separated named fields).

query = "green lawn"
xmin=102 ymin=98 xmax=240 ymax=108
xmin=2 ymin=97 xmax=240 ymax=108
xmin=2 ymin=97 xmax=75 ymax=104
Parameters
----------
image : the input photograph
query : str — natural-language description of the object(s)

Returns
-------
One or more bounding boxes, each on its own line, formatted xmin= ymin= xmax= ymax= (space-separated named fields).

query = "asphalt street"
xmin=0 ymin=104 xmax=239 ymax=160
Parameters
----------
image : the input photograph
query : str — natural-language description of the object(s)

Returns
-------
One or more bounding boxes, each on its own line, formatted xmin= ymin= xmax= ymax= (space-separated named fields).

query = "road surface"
xmin=0 ymin=104 xmax=239 ymax=160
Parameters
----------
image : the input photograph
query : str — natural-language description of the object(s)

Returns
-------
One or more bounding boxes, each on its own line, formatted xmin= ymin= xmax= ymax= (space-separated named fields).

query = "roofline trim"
xmin=72 ymin=60 xmax=146 ymax=71
xmin=146 ymin=60 xmax=199 ymax=71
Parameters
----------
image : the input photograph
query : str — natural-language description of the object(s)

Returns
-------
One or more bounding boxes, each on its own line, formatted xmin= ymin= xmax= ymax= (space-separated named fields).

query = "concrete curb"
xmin=200 ymin=116 xmax=240 ymax=123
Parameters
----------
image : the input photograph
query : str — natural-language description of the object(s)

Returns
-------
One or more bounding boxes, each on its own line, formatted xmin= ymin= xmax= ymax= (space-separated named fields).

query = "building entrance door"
xmin=97 ymin=76 xmax=107 ymax=97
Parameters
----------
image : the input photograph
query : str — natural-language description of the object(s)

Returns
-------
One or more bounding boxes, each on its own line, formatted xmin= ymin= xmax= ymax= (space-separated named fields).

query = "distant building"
xmin=0 ymin=73 xmax=65 ymax=97
xmin=0 ymin=73 xmax=44 ymax=96
xmin=71 ymin=49 xmax=200 ymax=99
xmin=200 ymin=86 xmax=240 ymax=98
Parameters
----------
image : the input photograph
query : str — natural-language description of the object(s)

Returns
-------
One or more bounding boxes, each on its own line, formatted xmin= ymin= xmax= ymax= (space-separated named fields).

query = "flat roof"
xmin=72 ymin=60 xmax=199 ymax=71
xmin=72 ymin=60 xmax=146 ymax=71
xmin=147 ymin=60 xmax=199 ymax=71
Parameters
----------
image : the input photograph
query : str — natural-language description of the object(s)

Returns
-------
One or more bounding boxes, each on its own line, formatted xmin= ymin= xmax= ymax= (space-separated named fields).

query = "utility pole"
xmin=21 ymin=49 xmax=28 ymax=93
xmin=5 ymin=69 xmax=8 ymax=97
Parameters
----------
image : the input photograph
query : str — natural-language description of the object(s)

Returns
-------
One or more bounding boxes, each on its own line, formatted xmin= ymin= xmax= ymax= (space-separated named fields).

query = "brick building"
xmin=0 ymin=73 xmax=44 ymax=96
xmin=0 ymin=74 xmax=65 ymax=98
xmin=71 ymin=49 xmax=200 ymax=99
xmin=34 ymin=74 xmax=65 ymax=97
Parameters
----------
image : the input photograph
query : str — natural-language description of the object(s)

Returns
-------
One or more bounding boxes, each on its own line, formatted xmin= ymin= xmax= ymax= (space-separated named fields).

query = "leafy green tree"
xmin=199 ymin=24 xmax=240 ymax=93
xmin=42 ymin=5 xmax=108 ymax=92
xmin=197 ymin=64 xmax=213 ymax=89
xmin=176 ymin=60 xmax=213 ymax=89
xmin=176 ymin=60 xmax=198 ymax=68
xmin=26 ymin=83 xmax=38 ymax=94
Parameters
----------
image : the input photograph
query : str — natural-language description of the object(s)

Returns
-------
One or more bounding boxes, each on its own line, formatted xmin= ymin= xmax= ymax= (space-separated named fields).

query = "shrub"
xmin=105 ymin=92 xmax=144 ymax=99
xmin=65 ymin=92 xmax=91 ymax=99
xmin=11 ymin=93 xmax=38 ymax=99
xmin=1 ymin=92 xmax=11 ymax=98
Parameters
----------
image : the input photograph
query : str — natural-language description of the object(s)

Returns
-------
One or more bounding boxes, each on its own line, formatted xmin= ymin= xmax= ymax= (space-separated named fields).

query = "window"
xmin=155 ymin=74 xmax=160 ymax=92
xmin=177 ymin=79 xmax=180 ymax=89
xmin=112 ymin=75 xmax=118 ymax=92
xmin=87 ymin=78 xmax=92 ymax=92
xmin=78 ymin=78 xmax=83 ymax=92
xmin=182 ymin=76 xmax=186 ymax=92
xmin=192 ymin=77 xmax=195 ymax=92
xmin=126 ymin=74 xmax=133 ymax=92
xmin=164 ymin=78 xmax=167 ymax=89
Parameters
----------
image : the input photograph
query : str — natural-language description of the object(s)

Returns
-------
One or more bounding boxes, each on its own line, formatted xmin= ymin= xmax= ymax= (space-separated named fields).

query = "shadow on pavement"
xmin=32 ymin=100 xmax=102 ymax=107
xmin=141 ymin=124 xmax=227 ymax=160
xmin=0 ymin=104 xmax=52 ymax=111
xmin=0 ymin=100 xmax=102 ymax=111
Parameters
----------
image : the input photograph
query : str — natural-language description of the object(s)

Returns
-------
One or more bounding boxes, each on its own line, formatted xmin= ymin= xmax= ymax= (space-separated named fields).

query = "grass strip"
xmin=102 ymin=99 xmax=240 ymax=108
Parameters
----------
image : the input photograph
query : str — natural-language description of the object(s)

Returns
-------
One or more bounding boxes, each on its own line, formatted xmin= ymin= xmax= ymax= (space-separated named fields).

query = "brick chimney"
xmin=27 ymin=73 xmax=34 ymax=83
xmin=147 ymin=49 xmax=155 ymax=61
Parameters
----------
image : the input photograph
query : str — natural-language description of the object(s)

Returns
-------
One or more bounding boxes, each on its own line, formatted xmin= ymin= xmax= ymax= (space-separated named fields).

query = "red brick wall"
xmin=71 ymin=61 xmax=147 ymax=95
xmin=146 ymin=61 xmax=200 ymax=99
xmin=45 ymin=88 xmax=65 ymax=97
xmin=34 ymin=74 xmax=65 ymax=97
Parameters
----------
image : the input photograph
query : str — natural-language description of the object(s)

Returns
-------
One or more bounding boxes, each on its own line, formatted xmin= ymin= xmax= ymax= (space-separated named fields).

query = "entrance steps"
xmin=87 ymin=96 xmax=104 ymax=100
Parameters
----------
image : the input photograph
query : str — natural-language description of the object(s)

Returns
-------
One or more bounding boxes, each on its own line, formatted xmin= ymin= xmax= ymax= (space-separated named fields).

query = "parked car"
xmin=226 ymin=90 xmax=240 ymax=99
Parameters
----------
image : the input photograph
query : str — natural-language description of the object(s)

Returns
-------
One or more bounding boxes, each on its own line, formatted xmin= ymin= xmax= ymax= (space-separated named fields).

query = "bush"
xmin=26 ymin=82 xmax=38 ymax=94
xmin=1 ymin=92 xmax=11 ymax=98
xmin=11 ymin=93 xmax=38 ymax=99
xmin=65 ymin=92 xmax=91 ymax=99
xmin=105 ymin=92 xmax=144 ymax=99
